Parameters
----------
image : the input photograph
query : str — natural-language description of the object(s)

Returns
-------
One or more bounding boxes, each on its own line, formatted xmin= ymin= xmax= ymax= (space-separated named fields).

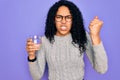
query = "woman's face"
xmin=55 ymin=6 xmax=72 ymax=36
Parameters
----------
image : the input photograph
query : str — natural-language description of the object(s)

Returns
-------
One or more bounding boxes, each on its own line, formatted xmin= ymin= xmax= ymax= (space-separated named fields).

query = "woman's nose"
xmin=61 ymin=17 xmax=66 ymax=24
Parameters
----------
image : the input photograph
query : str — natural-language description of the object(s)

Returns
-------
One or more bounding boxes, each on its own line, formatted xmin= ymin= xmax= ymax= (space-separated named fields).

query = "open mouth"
xmin=60 ymin=26 xmax=67 ymax=31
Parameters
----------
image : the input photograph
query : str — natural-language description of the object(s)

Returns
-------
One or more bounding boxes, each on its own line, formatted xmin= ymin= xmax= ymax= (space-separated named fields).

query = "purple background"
xmin=0 ymin=0 xmax=120 ymax=80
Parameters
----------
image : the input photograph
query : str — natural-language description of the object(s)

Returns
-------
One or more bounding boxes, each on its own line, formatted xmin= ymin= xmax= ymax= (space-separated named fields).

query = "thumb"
xmin=94 ymin=16 xmax=98 ymax=19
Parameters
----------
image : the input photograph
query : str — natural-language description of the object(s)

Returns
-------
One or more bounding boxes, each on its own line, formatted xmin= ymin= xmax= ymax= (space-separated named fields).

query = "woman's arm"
xmin=86 ymin=16 xmax=108 ymax=74
xmin=85 ymin=32 xmax=108 ymax=74
xmin=28 ymin=37 xmax=46 ymax=80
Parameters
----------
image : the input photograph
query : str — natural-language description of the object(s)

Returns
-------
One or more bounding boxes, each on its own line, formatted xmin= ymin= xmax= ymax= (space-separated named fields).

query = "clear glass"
xmin=31 ymin=35 xmax=41 ymax=44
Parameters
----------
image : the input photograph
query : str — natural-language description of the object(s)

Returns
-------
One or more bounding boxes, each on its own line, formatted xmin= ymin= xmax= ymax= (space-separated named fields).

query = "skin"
xmin=55 ymin=6 xmax=72 ymax=36
xmin=26 ymin=6 xmax=103 ymax=59
xmin=89 ymin=16 xmax=103 ymax=45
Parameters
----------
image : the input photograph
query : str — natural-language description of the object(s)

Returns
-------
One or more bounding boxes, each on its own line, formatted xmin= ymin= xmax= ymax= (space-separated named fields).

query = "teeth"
xmin=61 ymin=26 xmax=67 ymax=30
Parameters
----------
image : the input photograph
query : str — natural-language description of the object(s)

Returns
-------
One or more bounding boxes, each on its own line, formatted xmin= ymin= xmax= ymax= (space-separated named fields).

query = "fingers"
xmin=94 ymin=16 xmax=103 ymax=23
xmin=90 ymin=16 xmax=103 ymax=27
xmin=27 ymin=38 xmax=32 ymax=42
xmin=26 ymin=38 xmax=40 ymax=54
xmin=95 ymin=16 xmax=98 ymax=18
xmin=26 ymin=43 xmax=35 ymax=54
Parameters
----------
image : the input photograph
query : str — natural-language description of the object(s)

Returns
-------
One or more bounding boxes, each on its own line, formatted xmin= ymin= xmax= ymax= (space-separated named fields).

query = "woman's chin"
xmin=56 ymin=31 xmax=70 ymax=36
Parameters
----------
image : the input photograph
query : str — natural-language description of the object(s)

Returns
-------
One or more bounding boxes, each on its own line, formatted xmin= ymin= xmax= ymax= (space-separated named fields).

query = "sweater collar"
xmin=54 ymin=33 xmax=72 ymax=41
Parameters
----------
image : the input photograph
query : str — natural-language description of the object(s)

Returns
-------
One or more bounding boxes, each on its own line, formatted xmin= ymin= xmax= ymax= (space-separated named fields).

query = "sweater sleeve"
xmin=85 ymin=32 xmax=108 ymax=74
xmin=28 ymin=37 xmax=46 ymax=80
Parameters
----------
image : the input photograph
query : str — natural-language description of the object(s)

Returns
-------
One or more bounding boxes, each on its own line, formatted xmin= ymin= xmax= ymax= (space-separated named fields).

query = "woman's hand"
xmin=89 ymin=16 xmax=103 ymax=36
xmin=26 ymin=38 xmax=40 ymax=59
xmin=89 ymin=16 xmax=103 ymax=45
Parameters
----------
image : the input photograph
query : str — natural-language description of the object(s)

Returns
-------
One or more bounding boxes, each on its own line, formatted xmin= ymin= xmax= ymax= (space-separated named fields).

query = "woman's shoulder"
xmin=41 ymin=35 xmax=50 ymax=44
xmin=41 ymin=35 xmax=47 ymax=41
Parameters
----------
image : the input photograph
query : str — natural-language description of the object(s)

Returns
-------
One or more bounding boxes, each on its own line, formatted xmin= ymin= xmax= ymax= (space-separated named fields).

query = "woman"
xmin=26 ymin=0 xmax=108 ymax=80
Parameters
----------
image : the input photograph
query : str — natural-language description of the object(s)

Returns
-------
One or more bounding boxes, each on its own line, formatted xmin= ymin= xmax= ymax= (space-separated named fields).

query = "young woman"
xmin=26 ymin=0 xmax=108 ymax=80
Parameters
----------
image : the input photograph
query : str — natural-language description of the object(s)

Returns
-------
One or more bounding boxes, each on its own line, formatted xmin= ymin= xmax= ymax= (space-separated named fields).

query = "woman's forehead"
xmin=56 ymin=6 xmax=71 ymax=16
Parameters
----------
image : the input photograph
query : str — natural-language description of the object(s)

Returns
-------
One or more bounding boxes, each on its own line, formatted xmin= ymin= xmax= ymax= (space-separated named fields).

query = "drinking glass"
xmin=30 ymin=35 xmax=41 ymax=51
xmin=31 ymin=35 xmax=41 ymax=44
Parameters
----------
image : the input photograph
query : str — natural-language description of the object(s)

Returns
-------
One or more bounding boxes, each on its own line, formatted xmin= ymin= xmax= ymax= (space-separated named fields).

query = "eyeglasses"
xmin=55 ymin=15 xmax=72 ymax=22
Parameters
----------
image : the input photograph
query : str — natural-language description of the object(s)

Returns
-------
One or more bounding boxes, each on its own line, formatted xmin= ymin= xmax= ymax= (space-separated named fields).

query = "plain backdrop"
xmin=0 ymin=0 xmax=120 ymax=80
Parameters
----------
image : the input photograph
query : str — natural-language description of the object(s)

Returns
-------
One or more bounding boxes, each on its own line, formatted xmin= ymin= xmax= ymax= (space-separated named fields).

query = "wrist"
xmin=90 ymin=32 xmax=99 ymax=36
xmin=28 ymin=56 xmax=37 ymax=62
xmin=90 ymin=34 xmax=101 ymax=45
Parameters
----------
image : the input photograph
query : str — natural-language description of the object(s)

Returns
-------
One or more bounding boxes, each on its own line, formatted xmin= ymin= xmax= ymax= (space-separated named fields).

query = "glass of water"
xmin=31 ymin=35 xmax=41 ymax=44
xmin=30 ymin=35 xmax=41 ymax=51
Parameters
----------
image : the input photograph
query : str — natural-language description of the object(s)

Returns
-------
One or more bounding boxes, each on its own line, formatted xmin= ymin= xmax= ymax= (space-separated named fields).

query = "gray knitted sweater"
xmin=29 ymin=32 xmax=108 ymax=80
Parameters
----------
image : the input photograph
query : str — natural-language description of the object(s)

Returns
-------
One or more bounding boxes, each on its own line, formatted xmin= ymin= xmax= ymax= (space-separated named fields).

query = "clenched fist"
xmin=89 ymin=16 xmax=103 ymax=36
xmin=89 ymin=16 xmax=103 ymax=45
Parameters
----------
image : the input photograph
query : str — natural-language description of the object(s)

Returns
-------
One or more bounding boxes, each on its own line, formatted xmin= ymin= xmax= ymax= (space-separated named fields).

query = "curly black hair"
xmin=45 ymin=0 xmax=87 ymax=53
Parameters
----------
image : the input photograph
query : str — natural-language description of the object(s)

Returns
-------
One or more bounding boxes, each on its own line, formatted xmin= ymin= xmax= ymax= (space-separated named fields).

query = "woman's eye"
xmin=56 ymin=16 xmax=62 ymax=19
xmin=66 ymin=16 xmax=72 ymax=19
